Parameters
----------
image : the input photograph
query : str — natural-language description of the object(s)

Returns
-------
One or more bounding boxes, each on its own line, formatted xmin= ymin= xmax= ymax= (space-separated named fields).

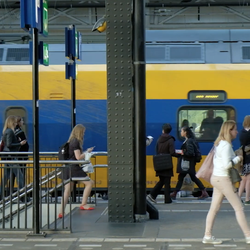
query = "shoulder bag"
xmin=153 ymin=154 xmax=173 ymax=171
xmin=229 ymin=160 xmax=241 ymax=184
xmin=196 ymin=146 xmax=215 ymax=183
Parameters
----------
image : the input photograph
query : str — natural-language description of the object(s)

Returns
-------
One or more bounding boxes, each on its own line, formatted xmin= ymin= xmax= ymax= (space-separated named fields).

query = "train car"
xmin=0 ymin=29 xmax=250 ymax=193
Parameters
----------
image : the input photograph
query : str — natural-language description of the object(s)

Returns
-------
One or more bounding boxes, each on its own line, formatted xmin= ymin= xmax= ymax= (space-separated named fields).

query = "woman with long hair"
xmin=14 ymin=116 xmax=29 ymax=186
xmin=170 ymin=126 xmax=209 ymax=200
xmin=0 ymin=115 xmax=27 ymax=198
xmin=238 ymin=115 xmax=250 ymax=205
xmin=59 ymin=124 xmax=95 ymax=218
xmin=203 ymin=120 xmax=250 ymax=245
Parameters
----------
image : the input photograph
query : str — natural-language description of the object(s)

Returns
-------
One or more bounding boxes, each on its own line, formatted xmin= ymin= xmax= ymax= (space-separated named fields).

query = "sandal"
xmin=79 ymin=205 xmax=94 ymax=210
xmin=58 ymin=213 xmax=63 ymax=218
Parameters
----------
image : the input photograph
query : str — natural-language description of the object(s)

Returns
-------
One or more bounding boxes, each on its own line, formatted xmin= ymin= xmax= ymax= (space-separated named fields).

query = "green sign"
xmin=43 ymin=42 xmax=49 ymax=66
xmin=42 ymin=0 xmax=48 ymax=36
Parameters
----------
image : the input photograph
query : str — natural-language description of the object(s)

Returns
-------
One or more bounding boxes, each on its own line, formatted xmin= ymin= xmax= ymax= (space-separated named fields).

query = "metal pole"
xmin=133 ymin=0 xmax=146 ymax=218
xmin=32 ymin=27 xmax=40 ymax=234
xmin=71 ymin=76 xmax=76 ymax=129
xmin=71 ymin=60 xmax=77 ymax=202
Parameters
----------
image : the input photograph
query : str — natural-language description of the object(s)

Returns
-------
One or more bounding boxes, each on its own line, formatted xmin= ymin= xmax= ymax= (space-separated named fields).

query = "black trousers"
xmin=150 ymin=176 xmax=171 ymax=203
xmin=175 ymin=172 xmax=205 ymax=191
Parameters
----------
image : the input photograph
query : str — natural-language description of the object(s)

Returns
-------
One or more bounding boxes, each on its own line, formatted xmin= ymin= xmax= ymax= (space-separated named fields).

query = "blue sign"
xmin=65 ymin=62 xmax=77 ymax=80
xmin=65 ymin=25 xmax=82 ymax=60
xmin=21 ymin=0 xmax=41 ymax=31
xmin=21 ymin=0 xmax=48 ymax=36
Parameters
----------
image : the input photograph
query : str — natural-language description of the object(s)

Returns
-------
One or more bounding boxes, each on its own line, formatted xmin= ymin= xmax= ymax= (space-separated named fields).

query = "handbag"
xmin=196 ymin=146 xmax=215 ymax=183
xmin=82 ymin=163 xmax=94 ymax=173
xmin=153 ymin=154 xmax=173 ymax=171
xmin=181 ymin=159 xmax=190 ymax=171
xmin=229 ymin=167 xmax=241 ymax=184
xmin=0 ymin=139 xmax=4 ymax=152
xmin=235 ymin=146 xmax=243 ymax=156
xmin=245 ymin=144 xmax=250 ymax=155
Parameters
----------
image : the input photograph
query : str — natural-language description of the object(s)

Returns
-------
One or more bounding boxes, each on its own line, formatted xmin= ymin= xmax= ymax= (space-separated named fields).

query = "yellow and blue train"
xmin=1 ymin=39 xmax=250 ymax=192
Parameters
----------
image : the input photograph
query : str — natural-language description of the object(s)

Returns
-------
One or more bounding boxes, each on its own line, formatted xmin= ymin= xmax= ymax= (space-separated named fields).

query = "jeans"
xmin=150 ymin=176 xmax=171 ymax=203
xmin=0 ymin=164 xmax=24 ymax=197
xmin=205 ymin=175 xmax=250 ymax=238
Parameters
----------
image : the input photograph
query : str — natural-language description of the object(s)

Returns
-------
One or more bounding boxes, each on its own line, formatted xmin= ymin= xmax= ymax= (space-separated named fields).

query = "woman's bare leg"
xmin=80 ymin=179 xmax=94 ymax=207
xmin=245 ymin=174 xmax=250 ymax=202
xmin=59 ymin=182 xmax=74 ymax=214
xmin=238 ymin=176 xmax=246 ymax=198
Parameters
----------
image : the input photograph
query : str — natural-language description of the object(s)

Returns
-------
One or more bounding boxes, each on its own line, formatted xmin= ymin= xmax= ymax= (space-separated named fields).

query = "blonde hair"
xmin=243 ymin=115 xmax=250 ymax=128
xmin=2 ymin=115 xmax=17 ymax=134
xmin=68 ymin=124 xmax=86 ymax=151
xmin=214 ymin=120 xmax=236 ymax=146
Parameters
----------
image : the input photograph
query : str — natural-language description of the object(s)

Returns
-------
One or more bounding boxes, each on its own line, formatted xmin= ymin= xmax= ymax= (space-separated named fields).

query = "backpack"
xmin=193 ymin=141 xmax=202 ymax=163
xmin=0 ymin=136 xmax=4 ymax=152
xmin=58 ymin=142 xmax=70 ymax=160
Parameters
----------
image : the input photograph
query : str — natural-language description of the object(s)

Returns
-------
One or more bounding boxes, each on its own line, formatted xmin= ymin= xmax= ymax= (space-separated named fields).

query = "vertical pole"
xmin=32 ymin=27 xmax=40 ymax=234
xmin=71 ymin=68 xmax=77 ymax=202
xmin=71 ymin=76 xmax=76 ymax=129
xmin=134 ymin=0 xmax=146 ymax=218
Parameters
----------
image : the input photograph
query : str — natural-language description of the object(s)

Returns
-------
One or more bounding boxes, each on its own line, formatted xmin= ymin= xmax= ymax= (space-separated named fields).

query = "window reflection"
xmin=178 ymin=107 xmax=236 ymax=141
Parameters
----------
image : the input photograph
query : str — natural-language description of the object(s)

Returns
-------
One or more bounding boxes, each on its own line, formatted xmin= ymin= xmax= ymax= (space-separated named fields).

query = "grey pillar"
xmin=106 ymin=0 xmax=134 ymax=223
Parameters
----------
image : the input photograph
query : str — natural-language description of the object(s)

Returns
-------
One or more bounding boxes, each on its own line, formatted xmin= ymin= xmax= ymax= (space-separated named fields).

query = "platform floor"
xmin=0 ymin=197 xmax=250 ymax=249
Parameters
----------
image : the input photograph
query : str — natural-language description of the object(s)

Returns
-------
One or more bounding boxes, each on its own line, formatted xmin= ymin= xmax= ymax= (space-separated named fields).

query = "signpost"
xmin=65 ymin=25 xmax=82 ymax=202
xmin=21 ymin=0 xmax=48 ymax=236
xmin=65 ymin=25 xmax=82 ymax=127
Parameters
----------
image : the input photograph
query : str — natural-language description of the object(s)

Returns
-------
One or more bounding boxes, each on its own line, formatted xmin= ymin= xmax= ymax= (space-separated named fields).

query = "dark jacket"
xmin=15 ymin=127 xmax=29 ymax=152
xmin=177 ymin=138 xmax=196 ymax=175
xmin=239 ymin=128 xmax=250 ymax=165
xmin=155 ymin=134 xmax=179 ymax=177
xmin=2 ymin=128 xmax=21 ymax=153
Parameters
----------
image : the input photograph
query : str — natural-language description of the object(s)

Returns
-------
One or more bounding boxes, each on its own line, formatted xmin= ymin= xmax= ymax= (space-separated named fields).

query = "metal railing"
xmin=0 ymin=151 xmax=108 ymax=234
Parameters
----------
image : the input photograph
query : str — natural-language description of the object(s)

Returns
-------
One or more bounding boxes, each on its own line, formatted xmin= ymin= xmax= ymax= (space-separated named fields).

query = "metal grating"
xmin=146 ymin=46 xmax=166 ymax=61
xmin=6 ymin=48 xmax=29 ymax=61
xmin=0 ymin=48 xmax=3 ymax=61
xmin=242 ymin=46 xmax=250 ymax=60
xmin=169 ymin=46 xmax=202 ymax=61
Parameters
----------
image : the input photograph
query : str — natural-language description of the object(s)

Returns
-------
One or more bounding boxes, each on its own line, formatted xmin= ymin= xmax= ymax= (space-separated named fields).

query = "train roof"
xmin=1 ymin=29 xmax=250 ymax=65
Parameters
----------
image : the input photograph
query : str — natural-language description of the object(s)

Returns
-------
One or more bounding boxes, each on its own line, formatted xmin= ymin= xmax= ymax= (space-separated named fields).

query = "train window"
xmin=178 ymin=106 xmax=236 ymax=141
xmin=5 ymin=107 xmax=28 ymax=136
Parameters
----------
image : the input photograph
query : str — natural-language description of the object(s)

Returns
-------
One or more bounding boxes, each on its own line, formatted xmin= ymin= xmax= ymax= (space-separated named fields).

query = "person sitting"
xmin=200 ymin=109 xmax=215 ymax=140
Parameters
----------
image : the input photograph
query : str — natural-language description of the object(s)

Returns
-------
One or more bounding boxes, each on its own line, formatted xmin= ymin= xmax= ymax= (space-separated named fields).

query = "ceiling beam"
xmin=1 ymin=3 xmax=250 ymax=9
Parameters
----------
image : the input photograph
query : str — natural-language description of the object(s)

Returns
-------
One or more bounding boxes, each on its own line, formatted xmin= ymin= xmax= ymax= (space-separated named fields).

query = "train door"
xmin=5 ymin=107 xmax=28 ymax=135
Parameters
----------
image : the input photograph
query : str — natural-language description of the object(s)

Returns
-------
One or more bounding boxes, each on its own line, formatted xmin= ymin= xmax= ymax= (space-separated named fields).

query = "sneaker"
xmin=202 ymin=236 xmax=222 ymax=245
xmin=246 ymin=237 xmax=250 ymax=244
xmin=245 ymin=200 xmax=250 ymax=205
xmin=147 ymin=194 xmax=156 ymax=204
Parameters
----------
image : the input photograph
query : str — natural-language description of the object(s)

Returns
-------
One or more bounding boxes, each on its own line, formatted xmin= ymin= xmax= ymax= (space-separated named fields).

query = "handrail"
xmin=0 ymin=151 xmax=109 ymax=227
xmin=0 ymin=151 xmax=108 ymax=156
xmin=0 ymin=170 xmax=62 ymax=208
xmin=0 ymin=178 xmax=71 ymax=224
xmin=0 ymin=160 xmax=90 ymax=164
